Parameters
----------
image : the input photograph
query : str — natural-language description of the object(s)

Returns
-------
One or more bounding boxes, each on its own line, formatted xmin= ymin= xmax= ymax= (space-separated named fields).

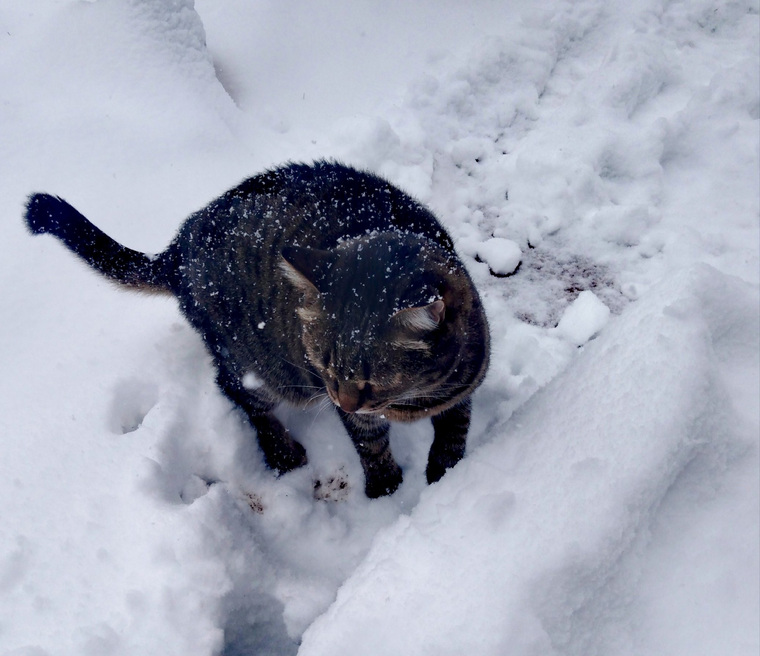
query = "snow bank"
xmin=300 ymin=266 xmax=758 ymax=655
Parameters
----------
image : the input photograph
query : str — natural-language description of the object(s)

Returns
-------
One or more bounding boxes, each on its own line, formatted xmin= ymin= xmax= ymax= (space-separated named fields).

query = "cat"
xmin=24 ymin=161 xmax=490 ymax=497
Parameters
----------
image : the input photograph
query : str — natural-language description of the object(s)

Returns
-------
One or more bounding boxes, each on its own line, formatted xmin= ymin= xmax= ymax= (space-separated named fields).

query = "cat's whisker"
xmin=308 ymin=395 xmax=335 ymax=431
xmin=279 ymin=355 xmax=320 ymax=378
xmin=306 ymin=390 xmax=329 ymax=405
xmin=280 ymin=384 xmax=324 ymax=392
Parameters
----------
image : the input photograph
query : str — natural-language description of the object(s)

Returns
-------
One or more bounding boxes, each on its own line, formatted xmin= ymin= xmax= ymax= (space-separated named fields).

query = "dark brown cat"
xmin=25 ymin=161 xmax=489 ymax=497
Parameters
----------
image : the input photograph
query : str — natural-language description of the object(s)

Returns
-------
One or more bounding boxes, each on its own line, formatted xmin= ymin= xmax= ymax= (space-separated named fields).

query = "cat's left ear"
xmin=280 ymin=245 xmax=332 ymax=293
xmin=391 ymin=299 xmax=446 ymax=333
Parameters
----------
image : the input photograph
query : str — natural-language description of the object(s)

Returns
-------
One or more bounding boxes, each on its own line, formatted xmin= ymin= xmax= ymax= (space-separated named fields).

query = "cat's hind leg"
xmin=216 ymin=367 xmax=308 ymax=474
xmin=338 ymin=411 xmax=402 ymax=498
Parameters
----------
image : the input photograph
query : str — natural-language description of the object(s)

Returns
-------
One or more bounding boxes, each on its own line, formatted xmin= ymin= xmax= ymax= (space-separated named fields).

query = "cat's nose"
xmin=336 ymin=384 xmax=361 ymax=413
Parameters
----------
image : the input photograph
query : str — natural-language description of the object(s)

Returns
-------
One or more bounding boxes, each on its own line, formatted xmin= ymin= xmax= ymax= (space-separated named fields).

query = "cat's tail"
xmin=25 ymin=193 xmax=173 ymax=294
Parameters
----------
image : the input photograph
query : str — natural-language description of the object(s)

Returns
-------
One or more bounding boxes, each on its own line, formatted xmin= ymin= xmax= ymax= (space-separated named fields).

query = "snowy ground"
xmin=0 ymin=1 xmax=758 ymax=654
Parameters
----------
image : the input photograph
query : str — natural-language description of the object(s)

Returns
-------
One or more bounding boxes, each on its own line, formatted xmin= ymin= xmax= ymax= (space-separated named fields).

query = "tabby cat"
xmin=25 ymin=161 xmax=489 ymax=497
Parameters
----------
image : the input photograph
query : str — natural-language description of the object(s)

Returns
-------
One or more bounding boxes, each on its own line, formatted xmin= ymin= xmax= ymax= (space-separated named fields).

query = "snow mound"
xmin=477 ymin=237 xmax=522 ymax=276
xmin=555 ymin=290 xmax=610 ymax=346
xmin=299 ymin=265 xmax=758 ymax=655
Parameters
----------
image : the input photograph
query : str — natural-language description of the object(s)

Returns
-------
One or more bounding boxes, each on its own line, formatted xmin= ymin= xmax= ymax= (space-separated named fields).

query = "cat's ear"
xmin=391 ymin=299 xmax=446 ymax=333
xmin=280 ymin=245 xmax=332 ymax=293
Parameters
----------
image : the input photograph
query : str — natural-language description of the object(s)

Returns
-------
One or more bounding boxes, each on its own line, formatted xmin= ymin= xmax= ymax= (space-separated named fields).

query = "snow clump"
xmin=476 ymin=237 xmax=523 ymax=276
xmin=555 ymin=290 xmax=611 ymax=346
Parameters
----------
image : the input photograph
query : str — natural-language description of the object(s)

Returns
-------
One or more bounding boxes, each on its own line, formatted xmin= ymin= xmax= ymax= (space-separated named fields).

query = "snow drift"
xmin=300 ymin=265 xmax=759 ymax=655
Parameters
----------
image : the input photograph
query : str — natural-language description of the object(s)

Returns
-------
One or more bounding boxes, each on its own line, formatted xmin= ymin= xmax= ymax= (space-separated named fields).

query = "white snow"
xmin=0 ymin=0 xmax=757 ymax=655
xmin=300 ymin=265 xmax=759 ymax=656
xmin=555 ymin=290 xmax=611 ymax=346
xmin=477 ymin=237 xmax=523 ymax=276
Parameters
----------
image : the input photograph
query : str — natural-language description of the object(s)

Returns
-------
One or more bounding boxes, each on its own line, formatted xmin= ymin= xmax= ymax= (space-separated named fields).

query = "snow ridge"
xmin=299 ymin=266 xmax=757 ymax=655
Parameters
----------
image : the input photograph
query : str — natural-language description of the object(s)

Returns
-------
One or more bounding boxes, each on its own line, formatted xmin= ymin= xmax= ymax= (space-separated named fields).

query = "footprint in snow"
xmin=107 ymin=378 xmax=159 ymax=434
xmin=313 ymin=468 xmax=351 ymax=502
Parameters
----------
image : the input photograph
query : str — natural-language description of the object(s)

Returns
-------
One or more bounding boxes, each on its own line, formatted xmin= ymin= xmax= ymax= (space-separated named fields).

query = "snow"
xmin=0 ymin=0 xmax=757 ymax=655
xmin=299 ymin=265 xmax=758 ymax=656
xmin=554 ymin=290 xmax=610 ymax=346
xmin=476 ymin=237 xmax=523 ymax=276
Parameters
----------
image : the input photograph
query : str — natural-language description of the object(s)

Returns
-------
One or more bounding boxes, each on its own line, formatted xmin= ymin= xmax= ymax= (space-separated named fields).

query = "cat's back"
xmin=179 ymin=161 xmax=454 ymax=254
xmin=164 ymin=162 xmax=462 ymax=386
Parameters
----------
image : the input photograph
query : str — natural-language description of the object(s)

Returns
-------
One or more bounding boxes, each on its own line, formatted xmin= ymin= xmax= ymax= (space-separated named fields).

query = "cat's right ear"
xmin=391 ymin=299 xmax=446 ymax=333
xmin=280 ymin=245 xmax=332 ymax=294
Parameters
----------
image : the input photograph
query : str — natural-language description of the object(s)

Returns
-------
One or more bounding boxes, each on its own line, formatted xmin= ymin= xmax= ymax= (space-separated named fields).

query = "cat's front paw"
xmin=263 ymin=436 xmax=308 ymax=474
xmin=363 ymin=459 xmax=403 ymax=498
xmin=425 ymin=443 xmax=465 ymax=485
xmin=253 ymin=414 xmax=309 ymax=474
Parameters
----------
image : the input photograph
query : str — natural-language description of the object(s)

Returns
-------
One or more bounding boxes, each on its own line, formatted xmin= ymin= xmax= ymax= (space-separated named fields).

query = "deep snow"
xmin=0 ymin=1 xmax=757 ymax=655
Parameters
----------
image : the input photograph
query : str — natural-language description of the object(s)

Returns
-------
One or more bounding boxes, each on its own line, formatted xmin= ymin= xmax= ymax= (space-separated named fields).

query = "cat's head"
xmin=280 ymin=233 xmax=465 ymax=417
